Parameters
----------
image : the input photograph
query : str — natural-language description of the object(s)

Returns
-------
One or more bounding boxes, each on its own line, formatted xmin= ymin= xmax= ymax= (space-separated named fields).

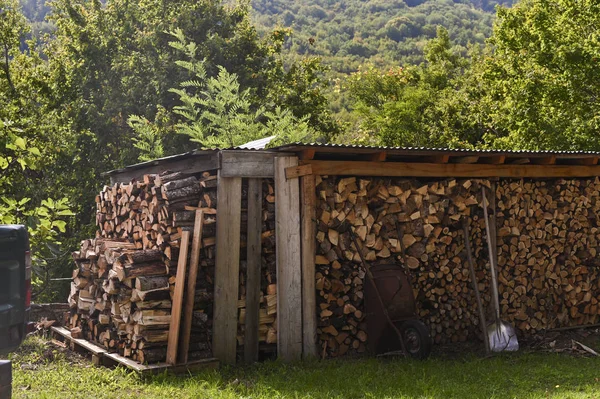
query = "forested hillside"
xmin=251 ymin=0 xmax=514 ymax=72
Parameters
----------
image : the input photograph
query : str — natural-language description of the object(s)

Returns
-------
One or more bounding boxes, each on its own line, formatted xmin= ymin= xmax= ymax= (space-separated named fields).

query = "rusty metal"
xmin=341 ymin=223 xmax=408 ymax=357
xmin=365 ymin=263 xmax=417 ymax=354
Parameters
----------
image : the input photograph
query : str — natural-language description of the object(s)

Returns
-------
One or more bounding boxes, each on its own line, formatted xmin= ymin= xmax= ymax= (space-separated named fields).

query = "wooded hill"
xmin=251 ymin=0 xmax=514 ymax=72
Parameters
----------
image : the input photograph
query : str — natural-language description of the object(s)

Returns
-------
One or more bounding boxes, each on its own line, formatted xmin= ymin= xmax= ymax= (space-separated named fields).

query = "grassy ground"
xmin=8 ymin=336 xmax=600 ymax=399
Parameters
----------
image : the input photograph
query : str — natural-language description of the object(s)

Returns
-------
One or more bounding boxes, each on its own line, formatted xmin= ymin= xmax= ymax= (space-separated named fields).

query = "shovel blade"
xmin=488 ymin=321 xmax=519 ymax=352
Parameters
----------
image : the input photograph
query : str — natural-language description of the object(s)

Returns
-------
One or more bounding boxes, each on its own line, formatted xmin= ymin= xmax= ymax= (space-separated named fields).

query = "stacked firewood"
xmin=237 ymin=180 xmax=278 ymax=348
xmin=497 ymin=178 xmax=600 ymax=333
xmin=315 ymin=176 xmax=491 ymax=357
xmin=69 ymin=172 xmax=278 ymax=363
xmin=68 ymin=171 xmax=217 ymax=363
xmin=316 ymin=175 xmax=600 ymax=358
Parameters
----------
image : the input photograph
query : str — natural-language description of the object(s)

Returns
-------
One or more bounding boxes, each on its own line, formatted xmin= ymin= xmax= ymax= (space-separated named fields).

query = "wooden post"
xmin=0 ymin=360 xmax=11 ymax=399
xmin=213 ymin=173 xmax=242 ymax=365
xmin=244 ymin=178 xmax=262 ymax=363
xmin=166 ymin=230 xmax=190 ymax=365
xmin=275 ymin=157 xmax=303 ymax=361
xmin=179 ymin=210 xmax=204 ymax=363
xmin=300 ymin=175 xmax=317 ymax=358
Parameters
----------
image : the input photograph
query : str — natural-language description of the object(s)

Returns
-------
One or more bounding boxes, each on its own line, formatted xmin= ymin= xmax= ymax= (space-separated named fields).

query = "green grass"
xmin=8 ymin=336 xmax=600 ymax=399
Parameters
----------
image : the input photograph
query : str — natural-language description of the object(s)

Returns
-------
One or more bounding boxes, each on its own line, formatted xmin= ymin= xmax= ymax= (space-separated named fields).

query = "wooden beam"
xmin=213 ymin=174 xmax=242 ymax=365
xmin=285 ymin=164 xmax=313 ymax=179
xmin=451 ymin=155 xmax=480 ymax=164
xmin=531 ymin=155 xmax=557 ymax=165
xmin=479 ymin=155 xmax=506 ymax=164
xmin=424 ymin=155 xmax=450 ymax=163
xmin=166 ymin=230 xmax=190 ymax=365
xmin=220 ymin=150 xmax=282 ymax=178
xmin=299 ymin=149 xmax=316 ymax=160
xmin=304 ymin=160 xmax=600 ymax=178
xmin=509 ymin=158 xmax=530 ymax=165
xmin=573 ymin=157 xmax=599 ymax=165
xmin=179 ymin=210 xmax=204 ymax=364
xmin=300 ymin=175 xmax=317 ymax=359
xmin=275 ymin=157 xmax=303 ymax=362
xmin=369 ymin=151 xmax=387 ymax=162
xmin=244 ymin=178 xmax=262 ymax=363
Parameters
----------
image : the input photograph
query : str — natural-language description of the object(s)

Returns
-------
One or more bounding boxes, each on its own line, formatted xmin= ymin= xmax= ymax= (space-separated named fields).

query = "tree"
xmin=476 ymin=0 xmax=600 ymax=150
xmin=130 ymin=30 xmax=316 ymax=151
xmin=346 ymin=27 xmax=469 ymax=147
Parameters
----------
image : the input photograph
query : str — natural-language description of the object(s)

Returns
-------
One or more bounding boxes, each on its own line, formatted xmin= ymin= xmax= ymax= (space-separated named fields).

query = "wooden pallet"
xmin=51 ymin=326 xmax=219 ymax=374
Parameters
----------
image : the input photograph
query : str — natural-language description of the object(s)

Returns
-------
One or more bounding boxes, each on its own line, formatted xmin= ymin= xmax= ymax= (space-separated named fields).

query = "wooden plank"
xmin=424 ymin=154 xmax=450 ymax=163
xmin=300 ymin=175 xmax=317 ymax=359
xmin=576 ymin=157 xmax=599 ymax=165
xmin=166 ymin=230 xmax=190 ymax=365
xmin=451 ymin=156 xmax=480 ymax=164
xmin=244 ymin=178 xmax=263 ymax=363
xmin=179 ymin=210 xmax=204 ymax=363
xmin=213 ymin=174 xmax=242 ymax=365
xmin=109 ymin=154 xmax=218 ymax=184
xmin=299 ymin=149 xmax=316 ymax=160
xmin=304 ymin=160 xmax=600 ymax=178
xmin=220 ymin=151 xmax=284 ymax=178
xmin=285 ymin=164 xmax=313 ymax=179
xmin=275 ymin=157 xmax=303 ymax=361
xmin=479 ymin=155 xmax=506 ymax=164
xmin=104 ymin=352 xmax=219 ymax=374
xmin=369 ymin=151 xmax=387 ymax=162
xmin=531 ymin=155 xmax=557 ymax=165
xmin=51 ymin=326 xmax=72 ymax=341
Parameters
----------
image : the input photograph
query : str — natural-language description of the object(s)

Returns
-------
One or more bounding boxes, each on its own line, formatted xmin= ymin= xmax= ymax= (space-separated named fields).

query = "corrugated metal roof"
xmin=273 ymin=143 xmax=600 ymax=156
xmin=104 ymin=142 xmax=600 ymax=177
xmin=238 ymin=135 xmax=277 ymax=150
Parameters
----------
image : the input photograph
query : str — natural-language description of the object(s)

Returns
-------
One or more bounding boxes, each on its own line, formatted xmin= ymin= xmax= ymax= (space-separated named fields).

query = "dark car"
xmin=0 ymin=225 xmax=31 ymax=353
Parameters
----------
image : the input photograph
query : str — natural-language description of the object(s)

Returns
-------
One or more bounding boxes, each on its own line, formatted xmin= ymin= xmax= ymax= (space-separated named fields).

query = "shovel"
xmin=481 ymin=187 xmax=519 ymax=352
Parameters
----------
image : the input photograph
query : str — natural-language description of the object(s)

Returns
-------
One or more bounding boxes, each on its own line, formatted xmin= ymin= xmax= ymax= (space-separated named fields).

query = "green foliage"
xmin=474 ymin=0 xmax=600 ymax=150
xmin=128 ymin=113 xmax=166 ymax=162
xmin=166 ymin=31 xmax=316 ymax=148
xmin=346 ymin=27 xmax=471 ymax=147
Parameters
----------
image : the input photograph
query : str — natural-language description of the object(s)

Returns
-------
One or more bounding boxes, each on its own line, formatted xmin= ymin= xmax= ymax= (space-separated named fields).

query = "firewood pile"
xmin=67 ymin=171 xmax=278 ymax=364
xmin=315 ymin=175 xmax=600 ymax=358
xmin=497 ymin=178 xmax=600 ymax=333
xmin=237 ymin=180 xmax=278 ymax=347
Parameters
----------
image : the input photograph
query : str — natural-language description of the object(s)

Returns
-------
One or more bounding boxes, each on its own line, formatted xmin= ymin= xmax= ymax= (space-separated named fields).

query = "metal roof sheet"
xmin=273 ymin=143 xmax=600 ymax=156
xmin=104 ymin=142 xmax=600 ymax=177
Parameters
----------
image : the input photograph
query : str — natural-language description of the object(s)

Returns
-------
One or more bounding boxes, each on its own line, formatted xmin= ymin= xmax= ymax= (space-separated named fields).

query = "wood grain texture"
xmin=275 ymin=157 xmax=303 ymax=361
xmin=220 ymin=150 xmax=278 ymax=178
xmin=304 ymin=160 xmax=600 ymax=178
xmin=179 ymin=210 xmax=204 ymax=363
xmin=301 ymin=175 xmax=318 ymax=358
xmin=244 ymin=178 xmax=262 ymax=363
xmin=108 ymin=154 xmax=218 ymax=184
xmin=212 ymin=174 xmax=242 ymax=365
xmin=166 ymin=230 xmax=190 ymax=365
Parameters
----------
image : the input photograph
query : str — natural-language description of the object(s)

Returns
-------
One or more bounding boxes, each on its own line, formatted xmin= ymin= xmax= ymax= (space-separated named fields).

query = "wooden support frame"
xmin=300 ymin=174 xmax=317 ymax=358
xmin=179 ymin=210 xmax=204 ymax=364
xmin=479 ymin=155 xmax=506 ymax=164
xmin=213 ymin=173 xmax=242 ymax=365
xmin=297 ymin=160 xmax=600 ymax=178
xmin=244 ymin=178 xmax=263 ymax=363
xmin=451 ymin=155 xmax=480 ymax=164
xmin=275 ymin=157 xmax=303 ymax=361
xmin=220 ymin=150 xmax=285 ymax=178
xmin=166 ymin=230 xmax=190 ymax=365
